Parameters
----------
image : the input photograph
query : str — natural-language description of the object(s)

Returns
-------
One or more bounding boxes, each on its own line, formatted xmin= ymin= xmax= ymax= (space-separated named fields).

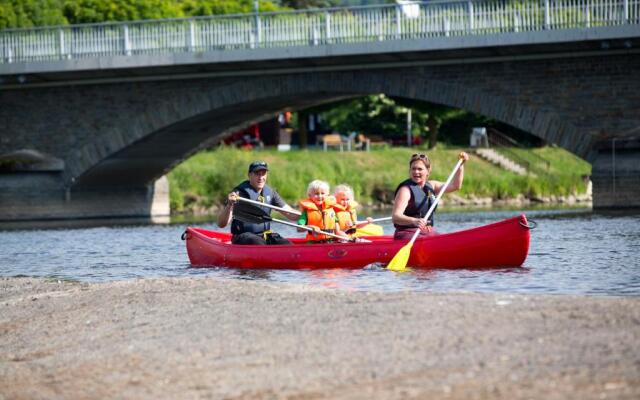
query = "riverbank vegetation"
xmin=167 ymin=146 xmax=591 ymax=214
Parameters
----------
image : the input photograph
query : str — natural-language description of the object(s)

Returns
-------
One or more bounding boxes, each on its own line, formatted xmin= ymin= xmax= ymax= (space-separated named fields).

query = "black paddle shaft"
xmin=232 ymin=201 xmax=356 ymax=242
xmin=233 ymin=201 xmax=272 ymax=224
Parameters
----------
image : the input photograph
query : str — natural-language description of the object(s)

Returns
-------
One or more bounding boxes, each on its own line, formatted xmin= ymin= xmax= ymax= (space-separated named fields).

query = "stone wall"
xmin=592 ymin=138 xmax=640 ymax=209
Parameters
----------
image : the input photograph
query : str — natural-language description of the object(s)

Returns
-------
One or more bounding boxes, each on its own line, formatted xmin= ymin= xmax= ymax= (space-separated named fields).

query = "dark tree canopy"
xmin=0 ymin=0 xmax=282 ymax=28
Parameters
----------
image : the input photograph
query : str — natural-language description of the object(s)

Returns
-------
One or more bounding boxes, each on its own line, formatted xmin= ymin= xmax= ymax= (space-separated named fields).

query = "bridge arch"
xmin=68 ymin=69 xmax=578 ymax=188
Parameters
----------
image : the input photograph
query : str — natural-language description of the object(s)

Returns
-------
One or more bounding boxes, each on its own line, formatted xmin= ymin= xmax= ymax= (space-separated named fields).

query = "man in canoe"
xmin=391 ymin=152 xmax=469 ymax=240
xmin=217 ymin=161 xmax=298 ymax=245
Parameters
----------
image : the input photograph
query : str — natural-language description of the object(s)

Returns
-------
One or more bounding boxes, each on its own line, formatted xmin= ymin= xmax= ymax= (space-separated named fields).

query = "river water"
xmin=1 ymin=206 xmax=639 ymax=296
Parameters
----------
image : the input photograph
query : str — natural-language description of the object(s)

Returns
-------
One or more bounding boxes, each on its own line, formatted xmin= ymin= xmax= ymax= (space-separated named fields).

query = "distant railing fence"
xmin=1 ymin=0 xmax=638 ymax=63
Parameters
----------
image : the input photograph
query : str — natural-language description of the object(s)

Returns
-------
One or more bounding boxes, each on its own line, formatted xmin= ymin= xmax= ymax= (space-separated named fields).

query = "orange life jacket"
xmin=332 ymin=200 xmax=358 ymax=232
xmin=299 ymin=197 xmax=337 ymax=241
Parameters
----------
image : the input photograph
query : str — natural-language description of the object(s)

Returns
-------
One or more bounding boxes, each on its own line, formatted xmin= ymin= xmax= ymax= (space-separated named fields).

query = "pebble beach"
xmin=1 ymin=277 xmax=639 ymax=399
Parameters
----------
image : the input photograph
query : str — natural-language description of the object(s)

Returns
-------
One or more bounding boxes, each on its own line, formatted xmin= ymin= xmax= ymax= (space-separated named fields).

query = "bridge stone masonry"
xmin=1 ymin=1 xmax=639 ymax=220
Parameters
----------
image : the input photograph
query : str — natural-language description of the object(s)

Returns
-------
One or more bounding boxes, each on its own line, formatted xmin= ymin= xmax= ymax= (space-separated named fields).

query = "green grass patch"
xmin=168 ymin=145 xmax=591 ymax=213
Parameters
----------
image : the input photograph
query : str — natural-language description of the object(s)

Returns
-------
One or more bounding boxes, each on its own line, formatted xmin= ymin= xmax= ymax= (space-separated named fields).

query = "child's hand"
xmin=309 ymin=226 xmax=322 ymax=237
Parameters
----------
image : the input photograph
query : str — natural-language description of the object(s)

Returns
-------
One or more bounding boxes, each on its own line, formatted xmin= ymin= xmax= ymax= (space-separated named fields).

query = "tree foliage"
xmin=316 ymin=94 xmax=461 ymax=147
xmin=279 ymin=0 xmax=341 ymax=9
xmin=0 ymin=0 xmax=67 ymax=29
xmin=0 ymin=0 xmax=283 ymax=28
xmin=311 ymin=94 xmax=540 ymax=148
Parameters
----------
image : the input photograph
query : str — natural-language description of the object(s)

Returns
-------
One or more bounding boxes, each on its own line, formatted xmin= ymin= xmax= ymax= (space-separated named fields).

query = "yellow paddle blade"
xmin=355 ymin=224 xmax=384 ymax=237
xmin=387 ymin=242 xmax=412 ymax=271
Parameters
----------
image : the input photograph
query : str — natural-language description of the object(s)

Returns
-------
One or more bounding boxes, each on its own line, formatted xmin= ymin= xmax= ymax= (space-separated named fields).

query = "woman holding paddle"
xmin=391 ymin=152 xmax=469 ymax=240
xmin=217 ymin=160 xmax=298 ymax=245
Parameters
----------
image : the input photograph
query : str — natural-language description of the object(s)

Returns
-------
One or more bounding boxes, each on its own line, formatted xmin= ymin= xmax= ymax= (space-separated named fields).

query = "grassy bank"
xmin=167 ymin=146 xmax=591 ymax=213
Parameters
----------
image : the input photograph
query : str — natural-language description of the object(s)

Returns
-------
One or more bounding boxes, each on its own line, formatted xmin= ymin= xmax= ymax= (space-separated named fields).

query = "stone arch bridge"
xmin=1 ymin=9 xmax=639 ymax=220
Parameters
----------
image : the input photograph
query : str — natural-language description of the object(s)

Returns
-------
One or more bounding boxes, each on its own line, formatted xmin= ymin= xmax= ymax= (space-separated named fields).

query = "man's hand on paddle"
xmin=227 ymin=191 xmax=239 ymax=205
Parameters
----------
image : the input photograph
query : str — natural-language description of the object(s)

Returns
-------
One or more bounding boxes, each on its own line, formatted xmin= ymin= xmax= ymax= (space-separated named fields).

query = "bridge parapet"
xmin=1 ymin=0 xmax=638 ymax=64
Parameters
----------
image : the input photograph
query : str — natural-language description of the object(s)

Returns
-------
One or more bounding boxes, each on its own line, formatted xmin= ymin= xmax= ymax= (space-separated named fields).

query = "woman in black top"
xmin=391 ymin=152 xmax=469 ymax=240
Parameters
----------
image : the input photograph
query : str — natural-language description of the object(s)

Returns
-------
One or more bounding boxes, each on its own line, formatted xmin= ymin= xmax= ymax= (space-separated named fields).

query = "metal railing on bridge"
xmin=1 ymin=0 xmax=638 ymax=64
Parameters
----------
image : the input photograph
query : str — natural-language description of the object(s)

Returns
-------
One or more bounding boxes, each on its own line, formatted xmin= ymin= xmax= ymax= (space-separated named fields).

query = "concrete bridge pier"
xmin=591 ymin=138 xmax=640 ymax=209
xmin=0 ymin=173 xmax=169 ymax=221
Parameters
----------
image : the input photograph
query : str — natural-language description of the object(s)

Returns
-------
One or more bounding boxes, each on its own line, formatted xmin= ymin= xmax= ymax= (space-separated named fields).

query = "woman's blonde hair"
xmin=410 ymin=153 xmax=431 ymax=169
xmin=307 ymin=179 xmax=330 ymax=196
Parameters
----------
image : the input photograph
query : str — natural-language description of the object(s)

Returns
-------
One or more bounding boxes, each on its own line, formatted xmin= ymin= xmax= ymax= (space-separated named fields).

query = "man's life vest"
xmin=393 ymin=179 xmax=437 ymax=229
xmin=299 ymin=197 xmax=337 ymax=241
xmin=231 ymin=181 xmax=274 ymax=235
xmin=333 ymin=200 xmax=358 ymax=232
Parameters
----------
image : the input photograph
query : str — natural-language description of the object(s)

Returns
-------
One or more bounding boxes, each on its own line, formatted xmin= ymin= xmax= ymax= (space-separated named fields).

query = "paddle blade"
xmin=355 ymin=224 xmax=384 ymax=237
xmin=387 ymin=242 xmax=412 ymax=271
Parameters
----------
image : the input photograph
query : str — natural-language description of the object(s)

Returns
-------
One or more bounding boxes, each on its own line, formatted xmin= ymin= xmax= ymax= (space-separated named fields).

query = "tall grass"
xmin=167 ymin=145 xmax=591 ymax=213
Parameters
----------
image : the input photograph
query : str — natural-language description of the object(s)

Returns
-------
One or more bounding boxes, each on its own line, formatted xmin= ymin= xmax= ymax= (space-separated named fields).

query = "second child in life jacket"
xmin=332 ymin=184 xmax=373 ymax=237
xmin=298 ymin=180 xmax=349 ymax=242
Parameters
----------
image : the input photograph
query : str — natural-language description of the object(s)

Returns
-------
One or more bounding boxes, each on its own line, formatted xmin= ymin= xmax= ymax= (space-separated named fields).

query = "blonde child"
xmin=298 ymin=180 xmax=348 ymax=242
xmin=333 ymin=184 xmax=373 ymax=236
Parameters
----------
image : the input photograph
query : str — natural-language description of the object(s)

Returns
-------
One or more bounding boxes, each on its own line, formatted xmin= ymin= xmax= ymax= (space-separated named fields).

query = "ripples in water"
xmin=1 ymin=207 xmax=639 ymax=296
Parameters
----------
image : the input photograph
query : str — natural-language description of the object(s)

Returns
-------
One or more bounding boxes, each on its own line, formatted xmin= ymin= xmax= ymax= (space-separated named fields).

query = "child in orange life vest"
xmin=298 ymin=180 xmax=348 ymax=242
xmin=332 ymin=184 xmax=373 ymax=237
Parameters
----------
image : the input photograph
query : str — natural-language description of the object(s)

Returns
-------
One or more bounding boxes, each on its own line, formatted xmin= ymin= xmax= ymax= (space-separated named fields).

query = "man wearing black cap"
xmin=217 ymin=160 xmax=297 ymax=245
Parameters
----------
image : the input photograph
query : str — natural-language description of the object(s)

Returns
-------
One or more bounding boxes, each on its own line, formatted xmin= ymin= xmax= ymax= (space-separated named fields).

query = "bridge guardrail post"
xmin=123 ymin=24 xmax=131 ymax=56
xmin=325 ymin=11 xmax=331 ymax=44
xmin=188 ymin=20 xmax=196 ymax=52
xmin=624 ymin=0 xmax=629 ymax=22
xmin=544 ymin=0 xmax=551 ymax=29
xmin=468 ymin=0 xmax=475 ymax=32
xmin=585 ymin=4 xmax=591 ymax=28
xmin=444 ymin=17 xmax=450 ymax=37
xmin=58 ymin=28 xmax=65 ymax=60
xmin=514 ymin=11 xmax=520 ymax=33
xmin=254 ymin=5 xmax=261 ymax=47
xmin=396 ymin=4 xmax=402 ymax=39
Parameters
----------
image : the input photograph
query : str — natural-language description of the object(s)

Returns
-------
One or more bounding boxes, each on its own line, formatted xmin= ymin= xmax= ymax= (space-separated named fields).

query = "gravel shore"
xmin=1 ymin=277 xmax=638 ymax=399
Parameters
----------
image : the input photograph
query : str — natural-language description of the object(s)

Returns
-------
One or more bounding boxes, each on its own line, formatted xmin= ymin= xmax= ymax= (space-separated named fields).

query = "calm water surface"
xmin=1 ymin=207 xmax=639 ymax=296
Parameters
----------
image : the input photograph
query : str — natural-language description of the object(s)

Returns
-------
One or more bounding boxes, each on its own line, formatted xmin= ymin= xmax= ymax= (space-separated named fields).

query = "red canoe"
xmin=184 ymin=214 xmax=531 ymax=269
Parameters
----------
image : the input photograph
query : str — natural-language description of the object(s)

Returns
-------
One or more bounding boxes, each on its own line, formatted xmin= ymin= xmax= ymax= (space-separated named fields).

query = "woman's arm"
xmin=392 ymin=186 xmax=429 ymax=231
xmin=431 ymin=165 xmax=464 ymax=194
xmin=391 ymin=186 xmax=423 ymax=228
xmin=431 ymin=152 xmax=469 ymax=194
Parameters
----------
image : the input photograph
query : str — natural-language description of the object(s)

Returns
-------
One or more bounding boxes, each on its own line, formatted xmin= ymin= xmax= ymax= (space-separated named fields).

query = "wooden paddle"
xmin=369 ymin=217 xmax=392 ymax=223
xmin=233 ymin=201 xmax=362 ymax=242
xmin=387 ymin=156 xmax=466 ymax=272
